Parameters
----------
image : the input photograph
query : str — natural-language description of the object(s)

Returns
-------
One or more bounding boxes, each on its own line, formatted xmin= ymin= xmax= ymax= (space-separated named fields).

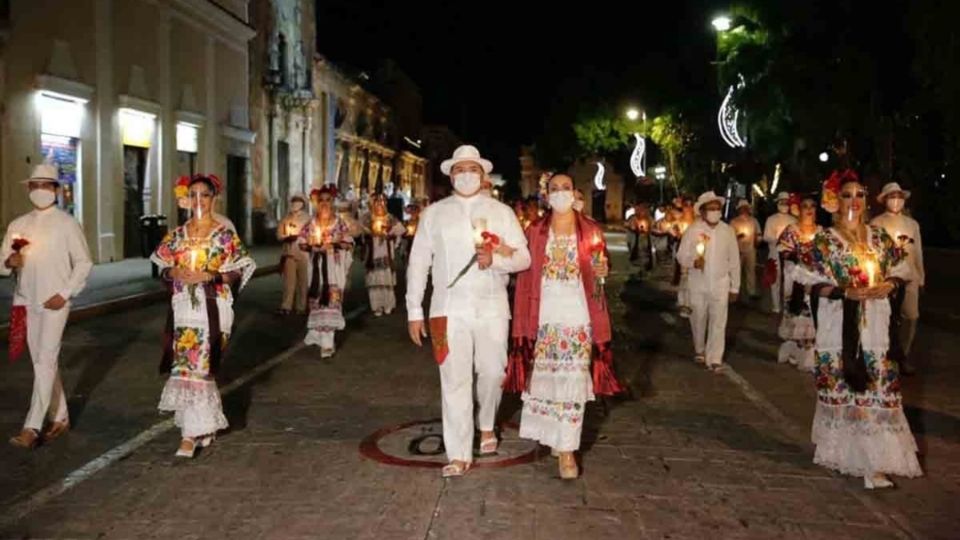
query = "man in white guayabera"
xmin=1 ymin=164 xmax=93 ymax=449
xmin=406 ymin=145 xmax=530 ymax=478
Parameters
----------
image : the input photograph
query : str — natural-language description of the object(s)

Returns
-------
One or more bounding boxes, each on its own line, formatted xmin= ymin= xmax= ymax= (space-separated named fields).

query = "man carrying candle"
xmin=2 ymin=164 xmax=93 ymax=449
xmin=729 ymin=199 xmax=761 ymax=300
xmin=763 ymin=192 xmax=798 ymax=314
xmin=677 ymin=191 xmax=740 ymax=372
xmin=870 ymin=182 xmax=924 ymax=375
xmin=406 ymin=145 xmax=530 ymax=478
xmin=276 ymin=193 xmax=311 ymax=316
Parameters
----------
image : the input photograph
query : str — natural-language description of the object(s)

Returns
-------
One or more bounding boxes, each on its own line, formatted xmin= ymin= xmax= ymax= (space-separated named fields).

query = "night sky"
xmin=316 ymin=0 xmax=726 ymax=181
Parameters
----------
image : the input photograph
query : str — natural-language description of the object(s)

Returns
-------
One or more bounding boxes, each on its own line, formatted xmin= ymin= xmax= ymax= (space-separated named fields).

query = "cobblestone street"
xmin=0 ymin=234 xmax=957 ymax=539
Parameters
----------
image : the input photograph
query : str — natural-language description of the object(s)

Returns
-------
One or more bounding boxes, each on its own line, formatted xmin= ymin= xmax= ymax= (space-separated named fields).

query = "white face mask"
xmin=777 ymin=203 xmax=789 ymax=214
xmin=453 ymin=172 xmax=482 ymax=196
xmin=705 ymin=210 xmax=722 ymax=224
xmin=548 ymin=191 xmax=575 ymax=213
xmin=29 ymin=189 xmax=57 ymax=209
xmin=886 ymin=198 xmax=905 ymax=213
xmin=572 ymin=199 xmax=585 ymax=212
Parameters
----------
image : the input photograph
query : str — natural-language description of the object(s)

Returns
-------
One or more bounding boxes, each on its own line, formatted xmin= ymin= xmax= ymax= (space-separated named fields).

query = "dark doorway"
xmin=277 ymin=141 xmax=290 ymax=214
xmin=226 ymin=155 xmax=247 ymax=240
xmin=123 ymin=145 xmax=147 ymax=258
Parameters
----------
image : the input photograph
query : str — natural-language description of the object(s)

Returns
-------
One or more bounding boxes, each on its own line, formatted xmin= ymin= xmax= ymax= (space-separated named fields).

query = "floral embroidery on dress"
xmin=803 ymin=225 xmax=906 ymax=288
xmin=534 ymin=323 xmax=592 ymax=373
xmin=542 ymin=234 xmax=580 ymax=281
xmin=524 ymin=398 xmax=585 ymax=425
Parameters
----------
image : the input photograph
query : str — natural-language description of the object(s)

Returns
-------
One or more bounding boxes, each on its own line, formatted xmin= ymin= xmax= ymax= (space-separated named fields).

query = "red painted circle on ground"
xmin=359 ymin=418 xmax=542 ymax=469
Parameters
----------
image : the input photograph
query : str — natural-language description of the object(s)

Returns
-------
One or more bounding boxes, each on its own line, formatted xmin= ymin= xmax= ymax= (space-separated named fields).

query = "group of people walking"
xmin=642 ymin=172 xmax=924 ymax=489
xmin=2 ymin=148 xmax=927 ymax=490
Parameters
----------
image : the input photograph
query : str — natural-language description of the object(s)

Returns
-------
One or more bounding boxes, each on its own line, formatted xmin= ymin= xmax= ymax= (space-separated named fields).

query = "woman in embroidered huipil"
xmin=302 ymin=185 xmax=354 ymax=358
xmin=793 ymin=177 xmax=921 ymax=489
xmin=776 ymin=194 xmax=822 ymax=371
xmin=363 ymin=194 xmax=406 ymax=316
xmin=509 ymin=173 xmax=621 ymax=480
xmin=151 ymin=175 xmax=256 ymax=458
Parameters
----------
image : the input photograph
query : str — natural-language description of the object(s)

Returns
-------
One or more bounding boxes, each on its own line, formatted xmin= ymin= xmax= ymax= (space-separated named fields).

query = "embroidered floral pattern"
xmin=802 ymin=225 xmax=906 ymax=288
xmin=524 ymin=397 xmax=584 ymax=425
xmin=171 ymin=326 xmax=213 ymax=380
xmin=542 ymin=234 xmax=580 ymax=281
xmin=534 ymin=323 xmax=592 ymax=371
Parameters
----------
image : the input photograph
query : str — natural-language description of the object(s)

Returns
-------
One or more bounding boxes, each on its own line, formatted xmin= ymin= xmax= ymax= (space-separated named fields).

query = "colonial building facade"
xmin=0 ymin=0 xmax=256 ymax=261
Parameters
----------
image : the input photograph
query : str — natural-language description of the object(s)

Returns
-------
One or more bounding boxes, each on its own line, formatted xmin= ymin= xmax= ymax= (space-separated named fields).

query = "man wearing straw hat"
xmin=1 ymin=164 xmax=93 ymax=449
xmin=677 ymin=191 xmax=740 ymax=372
xmin=406 ymin=145 xmax=530 ymax=478
xmin=871 ymin=182 xmax=924 ymax=374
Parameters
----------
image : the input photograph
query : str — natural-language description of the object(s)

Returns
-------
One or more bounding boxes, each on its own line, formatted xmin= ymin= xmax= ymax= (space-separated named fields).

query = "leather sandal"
xmin=479 ymin=436 xmax=499 ymax=455
xmin=441 ymin=460 xmax=471 ymax=478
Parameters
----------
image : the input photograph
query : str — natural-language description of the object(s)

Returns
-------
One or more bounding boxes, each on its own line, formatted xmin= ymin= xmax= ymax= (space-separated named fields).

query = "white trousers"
xmin=24 ymin=305 xmax=71 ymax=431
xmin=769 ymin=257 xmax=782 ymax=313
xmin=689 ymin=289 xmax=729 ymax=366
xmin=439 ymin=316 xmax=509 ymax=463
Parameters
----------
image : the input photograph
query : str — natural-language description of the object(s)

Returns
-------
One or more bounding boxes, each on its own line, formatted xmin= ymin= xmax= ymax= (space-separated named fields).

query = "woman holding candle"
xmin=363 ymin=193 xmax=406 ymax=316
xmin=301 ymin=185 xmax=354 ymax=358
xmin=776 ymin=194 xmax=822 ymax=371
xmin=276 ymin=193 xmax=311 ymax=316
xmin=793 ymin=176 xmax=921 ymax=489
xmin=507 ymin=173 xmax=620 ymax=480
xmin=151 ymin=174 xmax=256 ymax=458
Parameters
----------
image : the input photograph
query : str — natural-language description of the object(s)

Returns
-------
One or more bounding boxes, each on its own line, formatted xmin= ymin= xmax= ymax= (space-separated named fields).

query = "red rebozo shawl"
xmin=504 ymin=212 xmax=624 ymax=396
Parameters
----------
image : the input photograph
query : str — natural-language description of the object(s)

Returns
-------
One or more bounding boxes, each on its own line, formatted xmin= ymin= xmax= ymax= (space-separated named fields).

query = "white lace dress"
xmin=150 ymin=226 xmax=256 ymax=438
xmin=519 ymin=232 xmax=595 ymax=452
xmin=792 ymin=225 xmax=922 ymax=478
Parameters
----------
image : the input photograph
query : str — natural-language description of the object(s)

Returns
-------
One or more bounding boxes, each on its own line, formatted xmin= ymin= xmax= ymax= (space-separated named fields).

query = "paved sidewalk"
xmin=0 ymin=245 xmax=282 ymax=327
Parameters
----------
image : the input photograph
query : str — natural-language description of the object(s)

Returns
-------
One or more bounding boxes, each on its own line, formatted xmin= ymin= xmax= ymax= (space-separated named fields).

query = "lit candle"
xmin=864 ymin=258 xmax=877 ymax=287
xmin=189 ymin=249 xmax=199 ymax=271
xmin=696 ymin=241 xmax=706 ymax=257
xmin=406 ymin=223 xmax=415 ymax=237
xmin=472 ymin=218 xmax=488 ymax=247
xmin=313 ymin=225 xmax=322 ymax=246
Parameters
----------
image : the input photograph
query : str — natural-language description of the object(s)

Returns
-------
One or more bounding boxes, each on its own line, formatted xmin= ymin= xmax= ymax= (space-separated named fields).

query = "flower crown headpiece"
xmin=174 ymin=174 xmax=223 ymax=199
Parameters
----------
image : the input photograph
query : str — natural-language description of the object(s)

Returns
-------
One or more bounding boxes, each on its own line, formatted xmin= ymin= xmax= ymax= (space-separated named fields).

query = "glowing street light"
xmin=626 ymin=108 xmax=640 ymax=121
xmin=712 ymin=15 xmax=732 ymax=32
xmin=819 ymin=152 xmax=829 ymax=163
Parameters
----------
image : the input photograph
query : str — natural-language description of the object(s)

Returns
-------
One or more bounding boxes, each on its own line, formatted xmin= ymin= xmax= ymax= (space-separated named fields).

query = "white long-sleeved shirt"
xmin=406 ymin=194 xmax=531 ymax=321
xmin=729 ymin=214 xmax=762 ymax=252
xmin=763 ymin=212 xmax=797 ymax=260
xmin=676 ymin=219 xmax=741 ymax=295
xmin=0 ymin=206 xmax=93 ymax=306
xmin=871 ymin=212 xmax=925 ymax=287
